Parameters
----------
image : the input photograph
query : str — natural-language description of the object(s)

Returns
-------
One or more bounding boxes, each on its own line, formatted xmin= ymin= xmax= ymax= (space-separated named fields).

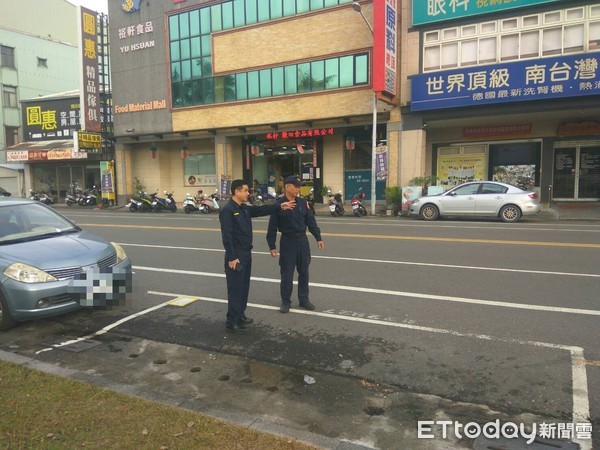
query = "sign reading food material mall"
xmin=411 ymin=52 xmax=600 ymax=112
xmin=114 ymin=99 xmax=167 ymax=114
xmin=412 ymin=0 xmax=561 ymax=26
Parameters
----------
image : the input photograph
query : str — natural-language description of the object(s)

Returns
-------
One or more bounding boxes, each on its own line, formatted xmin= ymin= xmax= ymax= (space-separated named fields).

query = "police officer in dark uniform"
xmin=220 ymin=179 xmax=296 ymax=333
xmin=267 ymin=175 xmax=325 ymax=313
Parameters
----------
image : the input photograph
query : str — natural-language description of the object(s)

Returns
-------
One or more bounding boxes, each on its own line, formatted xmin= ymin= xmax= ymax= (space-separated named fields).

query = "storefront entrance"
xmin=553 ymin=145 xmax=600 ymax=200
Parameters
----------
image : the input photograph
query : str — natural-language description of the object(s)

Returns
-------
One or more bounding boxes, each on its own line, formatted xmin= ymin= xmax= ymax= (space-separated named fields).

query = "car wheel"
xmin=0 ymin=292 xmax=17 ymax=331
xmin=500 ymin=204 xmax=521 ymax=223
xmin=420 ymin=204 xmax=439 ymax=221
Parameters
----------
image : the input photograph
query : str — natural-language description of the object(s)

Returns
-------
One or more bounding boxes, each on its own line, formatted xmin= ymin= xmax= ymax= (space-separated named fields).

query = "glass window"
xmin=502 ymin=18 xmax=518 ymax=30
xmin=222 ymin=2 xmax=234 ymax=29
xmin=461 ymin=40 xmax=477 ymax=66
xmin=200 ymin=8 xmax=211 ymax=32
xmin=500 ymin=34 xmax=519 ymax=61
xmin=224 ymin=75 xmax=236 ymax=101
xmin=339 ymin=55 xmax=353 ymax=87
xmin=233 ymin=0 xmax=245 ymax=26
xmin=181 ymin=60 xmax=192 ymax=81
xmin=248 ymin=71 xmax=259 ymax=98
xmin=311 ymin=60 xmax=324 ymax=90
xmin=311 ymin=0 xmax=324 ymax=8
xmin=424 ymin=46 xmax=441 ymax=71
xmin=522 ymin=15 xmax=539 ymax=27
xmin=236 ymin=73 xmax=248 ymax=100
xmin=297 ymin=0 xmax=310 ymax=14
xmin=564 ymin=24 xmax=584 ymax=53
xmin=520 ymin=31 xmax=539 ymax=58
xmin=179 ymin=13 xmax=190 ymax=39
xmin=260 ymin=69 xmax=272 ymax=97
xmin=566 ymin=7 xmax=584 ymax=21
xmin=355 ymin=54 xmax=368 ymax=84
xmin=258 ymin=0 xmax=270 ymax=21
xmin=2 ymin=86 xmax=17 ymax=107
xmin=185 ymin=154 xmax=216 ymax=177
xmin=589 ymin=21 xmax=600 ymax=50
xmin=246 ymin=0 xmax=258 ymax=24
xmin=480 ymin=22 xmax=496 ymax=33
xmin=191 ymin=37 xmax=201 ymax=58
xmin=211 ymin=4 xmax=222 ymax=31
xmin=441 ymin=42 xmax=458 ymax=68
xmin=190 ymin=9 xmax=200 ymax=36
xmin=325 ymin=0 xmax=338 ymax=6
xmin=283 ymin=1 xmax=296 ymax=16
xmin=272 ymin=67 xmax=284 ymax=95
xmin=192 ymin=58 xmax=202 ymax=78
xmin=325 ymin=58 xmax=339 ymax=89
xmin=171 ymin=62 xmax=181 ymax=82
xmin=200 ymin=78 xmax=215 ymax=104
xmin=201 ymin=56 xmax=212 ymax=75
xmin=201 ymin=35 xmax=211 ymax=56
xmin=442 ymin=28 xmax=458 ymax=39
xmin=453 ymin=183 xmax=480 ymax=195
xmin=5 ymin=126 xmax=19 ymax=147
xmin=180 ymin=39 xmax=191 ymax=60
xmin=170 ymin=41 xmax=180 ymax=61
xmin=424 ymin=31 xmax=439 ymax=43
xmin=270 ymin=0 xmax=283 ymax=19
xmin=169 ymin=15 xmax=179 ymax=40
xmin=542 ymin=27 xmax=562 ymax=55
xmin=479 ymin=37 xmax=496 ymax=63
xmin=544 ymin=11 xmax=561 ymax=24
xmin=462 ymin=25 xmax=477 ymax=36
xmin=284 ymin=65 xmax=297 ymax=94
xmin=297 ymin=63 xmax=310 ymax=92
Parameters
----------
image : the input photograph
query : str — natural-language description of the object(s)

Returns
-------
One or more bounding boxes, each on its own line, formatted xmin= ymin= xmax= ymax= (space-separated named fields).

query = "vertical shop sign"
xmin=220 ymin=176 xmax=231 ymax=200
xmin=312 ymin=139 xmax=317 ymax=167
xmin=246 ymin=144 xmax=251 ymax=170
xmin=100 ymin=161 xmax=116 ymax=202
xmin=375 ymin=145 xmax=388 ymax=180
xmin=373 ymin=0 xmax=398 ymax=99
xmin=78 ymin=7 xmax=101 ymax=133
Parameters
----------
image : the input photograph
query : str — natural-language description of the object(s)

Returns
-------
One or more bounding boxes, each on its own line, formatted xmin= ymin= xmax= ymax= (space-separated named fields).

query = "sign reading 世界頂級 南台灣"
xmin=411 ymin=52 xmax=600 ymax=112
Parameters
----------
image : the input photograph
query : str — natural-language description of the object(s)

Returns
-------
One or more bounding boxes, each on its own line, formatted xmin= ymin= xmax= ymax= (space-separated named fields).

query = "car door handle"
xmin=467 ymin=197 xmax=475 ymax=200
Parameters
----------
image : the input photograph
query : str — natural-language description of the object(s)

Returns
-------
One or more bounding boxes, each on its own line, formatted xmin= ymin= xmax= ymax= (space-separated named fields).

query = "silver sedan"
xmin=409 ymin=181 xmax=541 ymax=223
xmin=0 ymin=198 xmax=132 ymax=330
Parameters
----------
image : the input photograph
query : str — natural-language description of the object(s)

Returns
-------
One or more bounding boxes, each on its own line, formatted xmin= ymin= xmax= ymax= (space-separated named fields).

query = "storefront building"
xmin=4 ymin=92 xmax=113 ymax=200
xmin=403 ymin=0 xmax=600 ymax=203
xmin=109 ymin=0 xmax=401 ymax=206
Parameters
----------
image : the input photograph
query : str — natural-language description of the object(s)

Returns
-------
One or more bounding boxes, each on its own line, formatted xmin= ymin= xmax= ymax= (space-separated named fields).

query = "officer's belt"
xmin=234 ymin=245 xmax=253 ymax=251
xmin=282 ymin=232 xmax=306 ymax=237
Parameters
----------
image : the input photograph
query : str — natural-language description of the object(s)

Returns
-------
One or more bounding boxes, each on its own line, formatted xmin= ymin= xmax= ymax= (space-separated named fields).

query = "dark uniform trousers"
xmin=279 ymin=233 xmax=311 ymax=306
xmin=224 ymin=249 xmax=252 ymax=325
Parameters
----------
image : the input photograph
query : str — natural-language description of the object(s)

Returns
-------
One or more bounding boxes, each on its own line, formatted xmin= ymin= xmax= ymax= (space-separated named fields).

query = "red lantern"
xmin=297 ymin=143 xmax=304 ymax=154
xmin=250 ymin=142 xmax=260 ymax=156
xmin=180 ymin=146 xmax=188 ymax=159
xmin=150 ymin=145 xmax=157 ymax=159
xmin=345 ymin=136 xmax=356 ymax=151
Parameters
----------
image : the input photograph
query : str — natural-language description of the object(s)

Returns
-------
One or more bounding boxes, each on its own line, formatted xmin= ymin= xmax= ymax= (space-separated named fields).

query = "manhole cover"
xmin=57 ymin=339 xmax=101 ymax=353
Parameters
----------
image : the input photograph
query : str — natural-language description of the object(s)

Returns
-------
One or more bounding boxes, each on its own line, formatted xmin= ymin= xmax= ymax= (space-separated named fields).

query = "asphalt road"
xmin=2 ymin=209 xmax=599 ymax=449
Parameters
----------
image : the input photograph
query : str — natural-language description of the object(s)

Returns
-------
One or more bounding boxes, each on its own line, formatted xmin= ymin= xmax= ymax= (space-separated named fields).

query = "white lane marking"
xmin=34 ymin=299 xmax=173 ymax=355
xmin=120 ymin=243 xmax=600 ymax=278
xmin=133 ymin=265 xmax=600 ymax=317
xmin=147 ymin=288 xmax=592 ymax=449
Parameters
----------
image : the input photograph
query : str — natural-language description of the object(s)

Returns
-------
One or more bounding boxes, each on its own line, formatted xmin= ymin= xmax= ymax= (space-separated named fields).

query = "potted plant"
xmin=385 ymin=186 xmax=402 ymax=216
xmin=409 ymin=175 xmax=439 ymax=196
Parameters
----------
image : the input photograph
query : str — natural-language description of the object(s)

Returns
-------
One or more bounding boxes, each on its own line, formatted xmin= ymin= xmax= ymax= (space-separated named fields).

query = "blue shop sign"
xmin=412 ymin=0 xmax=561 ymax=26
xmin=411 ymin=52 xmax=600 ymax=112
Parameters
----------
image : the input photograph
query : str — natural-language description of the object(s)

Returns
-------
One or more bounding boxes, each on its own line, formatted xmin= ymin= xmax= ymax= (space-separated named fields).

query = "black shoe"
xmin=226 ymin=323 xmax=248 ymax=334
xmin=299 ymin=301 xmax=315 ymax=311
xmin=279 ymin=304 xmax=290 ymax=313
xmin=239 ymin=316 xmax=253 ymax=325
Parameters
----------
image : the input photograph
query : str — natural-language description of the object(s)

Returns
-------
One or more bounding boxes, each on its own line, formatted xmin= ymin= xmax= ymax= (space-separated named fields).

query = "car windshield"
xmin=0 ymin=203 xmax=79 ymax=244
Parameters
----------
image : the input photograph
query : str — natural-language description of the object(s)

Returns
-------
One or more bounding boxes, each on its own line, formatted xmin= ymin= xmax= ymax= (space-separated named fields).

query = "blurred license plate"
xmin=329 ymin=205 xmax=336 ymax=211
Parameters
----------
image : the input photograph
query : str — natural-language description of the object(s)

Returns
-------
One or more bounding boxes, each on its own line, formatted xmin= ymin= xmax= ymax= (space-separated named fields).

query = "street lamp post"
xmin=352 ymin=1 xmax=377 ymax=216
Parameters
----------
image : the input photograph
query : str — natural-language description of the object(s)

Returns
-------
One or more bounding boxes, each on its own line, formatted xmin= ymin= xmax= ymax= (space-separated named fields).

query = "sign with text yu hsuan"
xmin=410 ymin=52 xmax=600 ymax=112
xmin=412 ymin=0 xmax=561 ymax=26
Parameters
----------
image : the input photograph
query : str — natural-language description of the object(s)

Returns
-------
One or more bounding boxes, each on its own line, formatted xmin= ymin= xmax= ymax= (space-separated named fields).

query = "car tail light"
xmin=528 ymin=193 xmax=538 ymax=200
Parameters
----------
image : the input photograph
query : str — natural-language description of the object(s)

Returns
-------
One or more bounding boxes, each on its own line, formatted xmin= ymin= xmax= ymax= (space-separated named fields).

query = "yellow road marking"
xmin=575 ymin=358 xmax=600 ymax=367
xmin=79 ymin=223 xmax=600 ymax=249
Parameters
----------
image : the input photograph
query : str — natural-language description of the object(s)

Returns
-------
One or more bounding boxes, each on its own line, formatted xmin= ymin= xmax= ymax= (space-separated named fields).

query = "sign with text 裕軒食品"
xmin=411 ymin=52 xmax=600 ymax=112
xmin=412 ymin=0 xmax=561 ymax=26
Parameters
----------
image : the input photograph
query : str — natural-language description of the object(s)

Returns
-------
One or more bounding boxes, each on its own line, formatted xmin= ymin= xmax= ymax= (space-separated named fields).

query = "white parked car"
xmin=409 ymin=181 xmax=541 ymax=223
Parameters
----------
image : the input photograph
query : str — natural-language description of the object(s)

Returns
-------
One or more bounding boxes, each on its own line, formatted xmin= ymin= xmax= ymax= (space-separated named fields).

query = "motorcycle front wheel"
xmin=184 ymin=204 xmax=195 ymax=214
xmin=171 ymin=205 xmax=177 ymax=213
xmin=129 ymin=203 xmax=138 ymax=212
xmin=336 ymin=206 xmax=345 ymax=216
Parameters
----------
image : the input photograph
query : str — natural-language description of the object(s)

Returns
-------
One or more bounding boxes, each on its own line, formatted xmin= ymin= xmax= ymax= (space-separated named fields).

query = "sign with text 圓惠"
xmin=22 ymin=98 xmax=80 ymax=141
xmin=411 ymin=52 xmax=600 ymax=112
xmin=78 ymin=7 xmax=101 ymax=133
xmin=412 ymin=0 xmax=561 ymax=26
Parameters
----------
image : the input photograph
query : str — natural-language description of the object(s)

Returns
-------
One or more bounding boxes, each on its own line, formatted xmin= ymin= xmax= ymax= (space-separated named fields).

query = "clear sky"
xmin=65 ymin=0 xmax=109 ymax=15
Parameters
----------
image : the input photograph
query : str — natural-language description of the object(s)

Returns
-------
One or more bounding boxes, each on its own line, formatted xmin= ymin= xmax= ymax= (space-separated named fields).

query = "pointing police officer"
xmin=220 ymin=179 xmax=296 ymax=334
xmin=267 ymin=175 xmax=325 ymax=313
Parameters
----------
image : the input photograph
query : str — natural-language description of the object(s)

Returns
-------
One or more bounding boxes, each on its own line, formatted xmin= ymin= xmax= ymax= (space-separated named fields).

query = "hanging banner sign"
xmin=78 ymin=7 xmax=101 ymax=133
xmin=220 ymin=176 xmax=231 ymax=200
xmin=375 ymin=145 xmax=388 ymax=181
xmin=101 ymin=161 xmax=116 ymax=201
xmin=373 ymin=0 xmax=398 ymax=99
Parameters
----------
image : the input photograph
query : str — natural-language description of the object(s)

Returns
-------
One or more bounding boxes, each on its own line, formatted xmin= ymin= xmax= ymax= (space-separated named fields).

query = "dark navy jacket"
xmin=266 ymin=196 xmax=322 ymax=250
xmin=220 ymin=200 xmax=280 ymax=262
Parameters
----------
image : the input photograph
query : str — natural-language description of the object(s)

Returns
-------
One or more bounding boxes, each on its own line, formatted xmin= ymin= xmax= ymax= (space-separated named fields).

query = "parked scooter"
xmin=163 ymin=190 xmax=178 ymax=212
xmin=79 ymin=186 xmax=98 ymax=207
xmin=350 ymin=187 xmax=367 ymax=216
xmin=65 ymin=183 xmax=83 ymax=207
xmin=182 ymin=190 xmax=203 ymax=214
xmin=29 ymin=189 xmax=40 ymax=202
xmin=304 ymin=188 xmax=315 ymax=211
xmin=150 ymin=190 xmax=177 ymax=212
xmin=38 ymin=191 xmax=54 ymax=205
xmin=127 ymin=191 xmax=153 ymax=212
xmin=199 ymin=189 xmax=220 ymax=213
xmin=327 ymin=189 xmax=344 ymax=216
